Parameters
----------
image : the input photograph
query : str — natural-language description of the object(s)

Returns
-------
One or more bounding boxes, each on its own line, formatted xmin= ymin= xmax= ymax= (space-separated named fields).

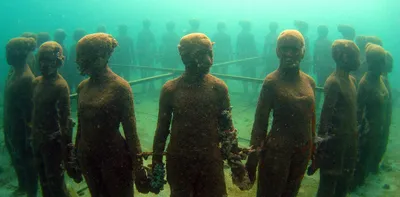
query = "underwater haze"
xmin=0 ymin=0 xmax=400 ymax=196
xmin=0 ymin=0 xmax=398 ymax=81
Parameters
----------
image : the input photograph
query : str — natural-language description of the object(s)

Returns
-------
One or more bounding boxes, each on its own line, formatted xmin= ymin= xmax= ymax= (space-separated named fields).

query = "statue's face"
xmin=276 ymin=36 xmax=304 ymax=69
xmin=194 ymin=44 xmax=213 ymax=73
xmin=39 ymin=50 xmax=63 ymax=76
xmin=76 ymin=47 xmax=97 ymax=76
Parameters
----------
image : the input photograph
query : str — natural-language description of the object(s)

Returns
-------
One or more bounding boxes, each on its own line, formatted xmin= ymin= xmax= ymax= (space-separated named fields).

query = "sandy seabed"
xmin=0 ymin=87 xmax=399 ymax=197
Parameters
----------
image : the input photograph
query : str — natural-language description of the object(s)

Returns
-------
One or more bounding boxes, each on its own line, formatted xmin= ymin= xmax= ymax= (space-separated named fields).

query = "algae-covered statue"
xmin=96 ymin=25 xmax=107 ymax=33
xmin=294 ymin=20 xmax=312 ymax=74
xmin=262 ymin=22 xmax=279 ymax=75
xmin=36 ymin=32 xmax=51 ymax=48
xmin=212 ymin=21 xmax=233 ymax=74
xmin=186 ymin=18 xmax=201 ymax=34
xmin=311 ymin=40 xmax=360 ymax=197
xmin=245 ymin=30 xmax=316 ymax=197
xmin=75 ymin=33 xmax=148 ymax=197
xmin=353 ymin=35 xmax=383 ymax=82
xmin=32 ymin=32 xmax=51 ymax=76
xmin=66 ymin=28 xmax=86 ymax=91
xmin=236 ymin=20 xmax=258 ymax=94
xmin=337 ymin=24 xmax=356 ymax=41
xmin=159 ymin=21 xmax=180 ymax=69
xmin=353 ymin=43 xmax=389 ymax=188
xmin=113 ymin=24 xmax=136 ymax=78
xmin=4 ymin=37 xmax=38 ymax=197
xmin=137 ymin=19 xmax=157 ymax=92
xmin=313 ymin=25 xmax=335 ymax=108
xmin=21 ymin=32 xmax=38 ymax=75
xmin=152 ymin=33 xmax=248 ymax=197
xmin=379 ymin=51 xmax=393 ymax=168
xmin=53 ymin=29 xmax=68 ymax=59
xmin=32 ymin=41 xmax=78 ymax=196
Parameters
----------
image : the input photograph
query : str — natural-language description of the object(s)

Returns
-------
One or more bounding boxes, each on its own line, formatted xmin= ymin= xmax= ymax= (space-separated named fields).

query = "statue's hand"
xmin=135 ymin=166 xmax=150 ymax=194
xmin=65 ymin=145 xmax=83 ymax=183
xmin=148 ymin=163 xmax=167 ymax=194
xmin=231 ymin=163 xmax=253 ymax=191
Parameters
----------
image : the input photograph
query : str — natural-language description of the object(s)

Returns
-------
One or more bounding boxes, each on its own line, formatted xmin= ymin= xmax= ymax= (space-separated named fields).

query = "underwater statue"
xmin=152 ymin=33 xmax=247 ymax=197
xmin=66 ymin=28 xmax=86 ymax=92
xmin=186 ymin=18 xmax=201 ymax=34
xmin=236 ymin=20 xmax=258 ymax=94
xmin=32 ymin=41 xmax=76 ymax=197
xmin=159 ymin=21 xmax=181 ymax=85
xmin=311 ymin=40 xmax=360 ymax=197
xmin=33 ymin=32 xmax=51 ymax=76
xmin=21 ymin=32 xmax=38 ymax=40
xmin=212 ymin=21 xmax=233 ymax=74
xmin=4 ymin=37 xmax=38 ymax=197
xmin=53 ymin=29 xmax=68 ymax=59
xmin=262 ymin=22 xmax=279 ymax=75
xmin=137 ymin=19 xmax=157 ymax=92
xmin=159 ymin=21 xmax=180 ymax=69
xmin=337 ymin=24 xmax=356 ymax=41
xmin=36 ymin=32 xmax=51 ymax=48
xmin=75 ymin=33 xmax=148 ymax=197
xmin=379 ymin=51 xmax=393 ymax=170
xmin=21 ymin=32 xmax=38 ymax=76
xmin=113 ymin=24 xmax=136 ymax=78
xmin=96 ymin=25 xmax=107 ymax=33
xmin=353 ymin=35 xmax=383 ymax=82
xmin=245 ymin=30 xmax=316 ymax=197
xmin=54 ymin=29 xmax=68 ymax=79
xmin=352 ymin=43 xmax=389 ymax=188
xmin=294 ymin=20 xmax=312 ymax=75
xmin=313 ymin=25 xmax=335 ymax=108
xmin=365 ymin=36 xmax=383 ymax=46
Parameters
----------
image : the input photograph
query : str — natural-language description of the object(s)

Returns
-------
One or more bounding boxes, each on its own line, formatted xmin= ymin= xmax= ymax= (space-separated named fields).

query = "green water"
xmin=0 ymin=0 xmax=399 ymax=196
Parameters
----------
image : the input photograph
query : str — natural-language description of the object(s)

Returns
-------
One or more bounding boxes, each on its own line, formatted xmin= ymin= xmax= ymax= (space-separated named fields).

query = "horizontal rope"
xmin=70 ymin=57 xmax=323 ymax=99
xmin=69 ymin=73 xmax=175 ymax=99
